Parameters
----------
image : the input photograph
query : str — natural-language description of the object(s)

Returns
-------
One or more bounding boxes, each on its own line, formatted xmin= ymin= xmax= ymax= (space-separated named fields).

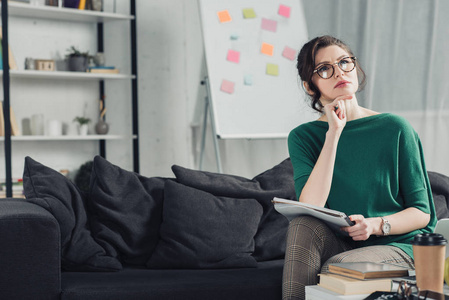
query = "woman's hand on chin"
xmin=323 ymin=95 xmax=352 ymax=132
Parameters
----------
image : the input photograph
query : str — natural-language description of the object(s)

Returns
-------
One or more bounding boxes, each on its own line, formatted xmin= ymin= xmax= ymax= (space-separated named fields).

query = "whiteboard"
xmin=198 ymin=0 xmax=316 ymax=139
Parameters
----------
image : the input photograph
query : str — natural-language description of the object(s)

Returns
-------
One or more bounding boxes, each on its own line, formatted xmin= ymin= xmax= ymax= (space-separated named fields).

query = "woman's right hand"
xmin=323 ymin=95 xmax=352 ymax=132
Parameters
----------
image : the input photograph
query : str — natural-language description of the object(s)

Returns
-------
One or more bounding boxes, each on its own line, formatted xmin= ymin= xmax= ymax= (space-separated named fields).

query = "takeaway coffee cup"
xmin=412 ymin=233 xmax=447 ymax=293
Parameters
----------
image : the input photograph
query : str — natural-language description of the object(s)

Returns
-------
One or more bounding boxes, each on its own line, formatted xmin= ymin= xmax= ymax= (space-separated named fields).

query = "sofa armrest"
xmin=0 ymin=199 xmax=60 ymax=300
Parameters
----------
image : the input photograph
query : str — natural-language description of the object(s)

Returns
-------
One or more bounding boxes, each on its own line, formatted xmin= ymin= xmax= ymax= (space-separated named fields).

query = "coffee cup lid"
xmin=412 ymin=233 xmax=447 ymax=246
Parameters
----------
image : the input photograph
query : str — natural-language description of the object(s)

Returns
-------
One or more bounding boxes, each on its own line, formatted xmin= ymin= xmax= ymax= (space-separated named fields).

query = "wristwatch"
xmin=381 ymin=217 xmax=391 ymax=236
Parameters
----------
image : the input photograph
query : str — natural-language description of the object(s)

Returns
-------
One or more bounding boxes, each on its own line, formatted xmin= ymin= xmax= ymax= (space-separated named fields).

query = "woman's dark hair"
xmin=297 ymin=35 xmax=366 ymax=113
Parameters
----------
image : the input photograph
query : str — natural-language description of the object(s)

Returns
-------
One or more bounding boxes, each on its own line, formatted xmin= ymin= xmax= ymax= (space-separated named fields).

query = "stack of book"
xmin=306 ymin=262 xmax=414 ymax=300
xmin=87 ymin=66 xmax=119 ymax=74
xmin=0 ymin=179 xmax=25 ymax=198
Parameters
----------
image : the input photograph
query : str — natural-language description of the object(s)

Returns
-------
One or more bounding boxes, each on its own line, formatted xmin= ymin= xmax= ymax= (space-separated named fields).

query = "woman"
xmin=283 ymin=35 xmax=436 ymax=300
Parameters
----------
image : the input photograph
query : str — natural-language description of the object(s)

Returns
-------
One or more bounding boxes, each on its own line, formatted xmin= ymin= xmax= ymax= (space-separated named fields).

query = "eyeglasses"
xmin=313 ymin=56 xmax=357 ymax=79
xmin=396 ymin=280 xmax=419 ymax=299
xmin=394 ymin=280 xmax=447 ymax=300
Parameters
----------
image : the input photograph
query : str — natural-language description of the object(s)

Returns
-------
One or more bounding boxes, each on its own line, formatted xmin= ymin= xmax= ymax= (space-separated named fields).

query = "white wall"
xmin=137 ymin=0 xmax=290 ymax=179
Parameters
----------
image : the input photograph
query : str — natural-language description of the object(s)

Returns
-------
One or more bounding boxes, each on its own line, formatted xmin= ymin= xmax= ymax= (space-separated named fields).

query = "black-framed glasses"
xmin=313 ymin=56 xmax=357 ymax=79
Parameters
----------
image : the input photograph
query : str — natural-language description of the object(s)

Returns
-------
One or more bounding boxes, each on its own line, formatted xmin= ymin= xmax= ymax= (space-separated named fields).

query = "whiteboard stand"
xmin=199 ymin=76 xmax=223 ymax=173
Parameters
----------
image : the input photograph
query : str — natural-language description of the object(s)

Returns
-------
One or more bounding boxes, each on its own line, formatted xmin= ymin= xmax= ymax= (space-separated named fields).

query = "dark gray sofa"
xmin=1 ymin=156 xmax=448 ymax=300
xmin=0 ymin=199 xmax=284 ymax=300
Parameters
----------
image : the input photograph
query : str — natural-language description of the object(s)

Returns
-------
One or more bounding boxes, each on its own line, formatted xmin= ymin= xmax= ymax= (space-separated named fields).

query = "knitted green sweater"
xmin=288 ymin=113 xmax=436 ymax=259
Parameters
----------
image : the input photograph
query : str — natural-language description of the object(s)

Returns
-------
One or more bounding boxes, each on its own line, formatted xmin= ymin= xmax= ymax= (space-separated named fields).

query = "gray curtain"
xmin=301 ymin=0 xmax=449 ymax=175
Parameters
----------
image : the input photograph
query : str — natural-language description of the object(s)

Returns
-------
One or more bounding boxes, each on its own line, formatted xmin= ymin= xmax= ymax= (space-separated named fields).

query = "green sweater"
xmin=288 ymin=113 xmax=436 ymax=259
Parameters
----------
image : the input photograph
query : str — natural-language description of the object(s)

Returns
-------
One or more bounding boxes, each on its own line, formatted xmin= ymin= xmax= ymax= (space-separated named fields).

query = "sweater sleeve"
xmin=287 ymin=128 xmax=317 ymax=200
xmin=398 ymin=120 xmax=432 ymax=214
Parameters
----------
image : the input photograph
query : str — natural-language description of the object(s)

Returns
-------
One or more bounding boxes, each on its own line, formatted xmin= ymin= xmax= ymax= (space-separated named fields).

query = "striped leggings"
xmin=282 ymin=216 xmax=414 ymax=300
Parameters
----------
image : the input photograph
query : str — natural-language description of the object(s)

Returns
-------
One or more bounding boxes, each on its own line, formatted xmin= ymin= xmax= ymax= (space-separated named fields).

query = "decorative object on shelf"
xmin=66 ymin=46 xmax=89 ymax=72
xmin=93 ymin=52 xmax=105 ymax=66
xmin=21 ymin=118 xmax=32 ymax=135
xmin=25 ymin=57 xmax=35 ymax=70
xmin=47 ymin=120 xmax=62 ymax=136
xmin=30 ymin=0 xmax=46 ymax=6
xmin=73 ymin=116 xmax=91 ymax=136
xmin=30 ymin=114 xmax=44 ymax=135
xmin=35 ymin=59 xmax=55 ymax=71
xmin=55 ymin=59 xmax=68 ymax=71
xmin=95 ymin=97 xmax=109 ymax=135
xmin=91 ymin=0 xmax=103 ymax=11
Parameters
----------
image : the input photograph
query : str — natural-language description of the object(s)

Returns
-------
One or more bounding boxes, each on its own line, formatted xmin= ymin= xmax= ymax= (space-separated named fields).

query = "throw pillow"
xmin=22 ymin=156 xmax=122 ymax=271
xmin=171 ymin=158 xmax=293 ymax=261
xmin=146 ymin=180 xmax=262 ymax=269
xmin=88 ymin=155 xmax=170 ymax=265
xmin=428 ymin=171 xmax=449 ymax=220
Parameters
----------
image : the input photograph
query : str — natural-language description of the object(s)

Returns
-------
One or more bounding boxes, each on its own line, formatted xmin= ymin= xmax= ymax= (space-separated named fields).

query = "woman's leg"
xmin=282 ymin=216 xmax=353 ymax=300
xmin=321 ymin=245 xmax=414 ymax=273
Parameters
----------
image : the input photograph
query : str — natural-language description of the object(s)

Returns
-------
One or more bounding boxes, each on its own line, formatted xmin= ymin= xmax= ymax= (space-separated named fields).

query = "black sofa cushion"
xmin=147 ymin=180 xmax=262 ymax=269
xmin=171 ymin=158 xmax=293 ymax=261
xmin=88 ymin=156 xmax=170 ymax=266
xmin=22 ymin=156 xmax=122 ymax=271
xmin=428 ymin=171 xmax=449 ymax=219
xmin=61 ymin=260 xmax=284 ymax=300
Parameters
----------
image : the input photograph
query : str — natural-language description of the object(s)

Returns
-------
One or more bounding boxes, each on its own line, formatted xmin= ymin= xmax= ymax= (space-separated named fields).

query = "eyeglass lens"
xmin=315 ymin=57 xmax=355 ymax=79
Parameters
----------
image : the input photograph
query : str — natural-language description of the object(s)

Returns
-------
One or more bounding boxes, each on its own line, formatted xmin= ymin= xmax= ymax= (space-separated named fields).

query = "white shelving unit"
xmin=1 ymin=70 xmax=135 ymax=80
xmin=1 ymin=1 xmax=139 ymax=195
xmin=5 ymin=2 xmax=134 ymax=22
xmin=0 ymin=135 xmax=137 ymax=141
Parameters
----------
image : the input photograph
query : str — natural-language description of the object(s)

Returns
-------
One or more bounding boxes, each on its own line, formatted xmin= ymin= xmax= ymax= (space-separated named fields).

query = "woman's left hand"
xmin=341 ymin=215 xmax=378 ymax=241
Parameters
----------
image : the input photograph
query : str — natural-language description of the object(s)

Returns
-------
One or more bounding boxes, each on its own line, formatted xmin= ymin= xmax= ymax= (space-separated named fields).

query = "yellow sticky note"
xmin=217 ymin=10 xmax=232 ymax=23
xmin=242 ymin=8 xmax=256 ymax=19
xmin=266 ymin=63 xmax=279 ymax=76
xmin=261 ymin=43 xmax=274 ymax=56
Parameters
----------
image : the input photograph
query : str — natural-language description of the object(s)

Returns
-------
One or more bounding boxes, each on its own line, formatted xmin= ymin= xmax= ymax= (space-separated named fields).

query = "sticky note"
xmin=244 ymin=75 xmax=253 ymax=85
xmin=227 ymin=49 xmax=240 ymax=63
xmin=282 ymin=46 xmax=296 ymax=61
xmin=266 ymin=63 xmax=279 ymax=76
xmin=217 ymin=10 xmax=232 ymax=23
xmin=230 ymin=33 xmax=239 ymax=40
xmin=261 ymin=18 xmax=277 ymax=32
xmin=242 ymin=8 xmax=256 ymax=19
xmin=261 ymin=43 xmax=274 ymax=56
xmin=278 ymin=4 xmax=291 ymax=18
xmin=221 ymin=79 xmax=235 ymax=94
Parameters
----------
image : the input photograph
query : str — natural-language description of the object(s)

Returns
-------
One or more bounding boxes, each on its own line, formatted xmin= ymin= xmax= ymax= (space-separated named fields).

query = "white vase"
xmin=79 ymin=124 xmax=89 ymax=136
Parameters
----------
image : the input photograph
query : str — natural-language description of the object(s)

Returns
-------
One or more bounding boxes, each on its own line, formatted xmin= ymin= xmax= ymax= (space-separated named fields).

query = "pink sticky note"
xmin=278 ymin=5 xmax=291 ymax=18
xmin=261 ymin=18 xmax=277 ymax=32
xmin=227 ymin=49 xmax=240 ymax=63
xmin=221 ymin=79 xmax=235 ymax=94
xmin=282 ymin=46 xmax=296 ymax=61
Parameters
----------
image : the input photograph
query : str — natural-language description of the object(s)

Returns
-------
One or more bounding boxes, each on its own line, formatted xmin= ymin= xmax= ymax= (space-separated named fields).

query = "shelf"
xmin=1 ymin=70 xmax=135 ymax=80
xmin=5 ymin=2 xmax=134 ymax=23
xmin=0 ymin=135 xmax=138 ymax=141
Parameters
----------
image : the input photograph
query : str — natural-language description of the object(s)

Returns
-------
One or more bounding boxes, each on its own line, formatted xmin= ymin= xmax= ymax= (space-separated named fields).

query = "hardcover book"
xmin=318 ymin=273 xmax=392 ymax=295
xmin=328 ymin=262 xmax=410 ymax=280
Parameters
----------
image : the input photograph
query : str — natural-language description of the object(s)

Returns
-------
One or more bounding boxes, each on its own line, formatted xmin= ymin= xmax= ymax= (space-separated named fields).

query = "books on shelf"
xmin=318 ymin=273 xmax=393 ymax=296
xmin=0 ymin=27 xmax=18 ymax=70
xmin=0 ymin=101 xmax=21 ymax=136
xmin=87 ymin=66 xmax=119 ymax=74
xmin=0 ymin=178 xmax=24 ymax=198
xmin=328 ymin=262 xmax=411 ymax=280
xmin=272 ymin=197 xmax=354 ymax=233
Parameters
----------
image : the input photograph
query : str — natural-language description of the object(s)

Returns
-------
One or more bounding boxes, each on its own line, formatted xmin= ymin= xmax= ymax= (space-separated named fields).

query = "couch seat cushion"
xmin=61 ymin=260 xmax=283 ymax=300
